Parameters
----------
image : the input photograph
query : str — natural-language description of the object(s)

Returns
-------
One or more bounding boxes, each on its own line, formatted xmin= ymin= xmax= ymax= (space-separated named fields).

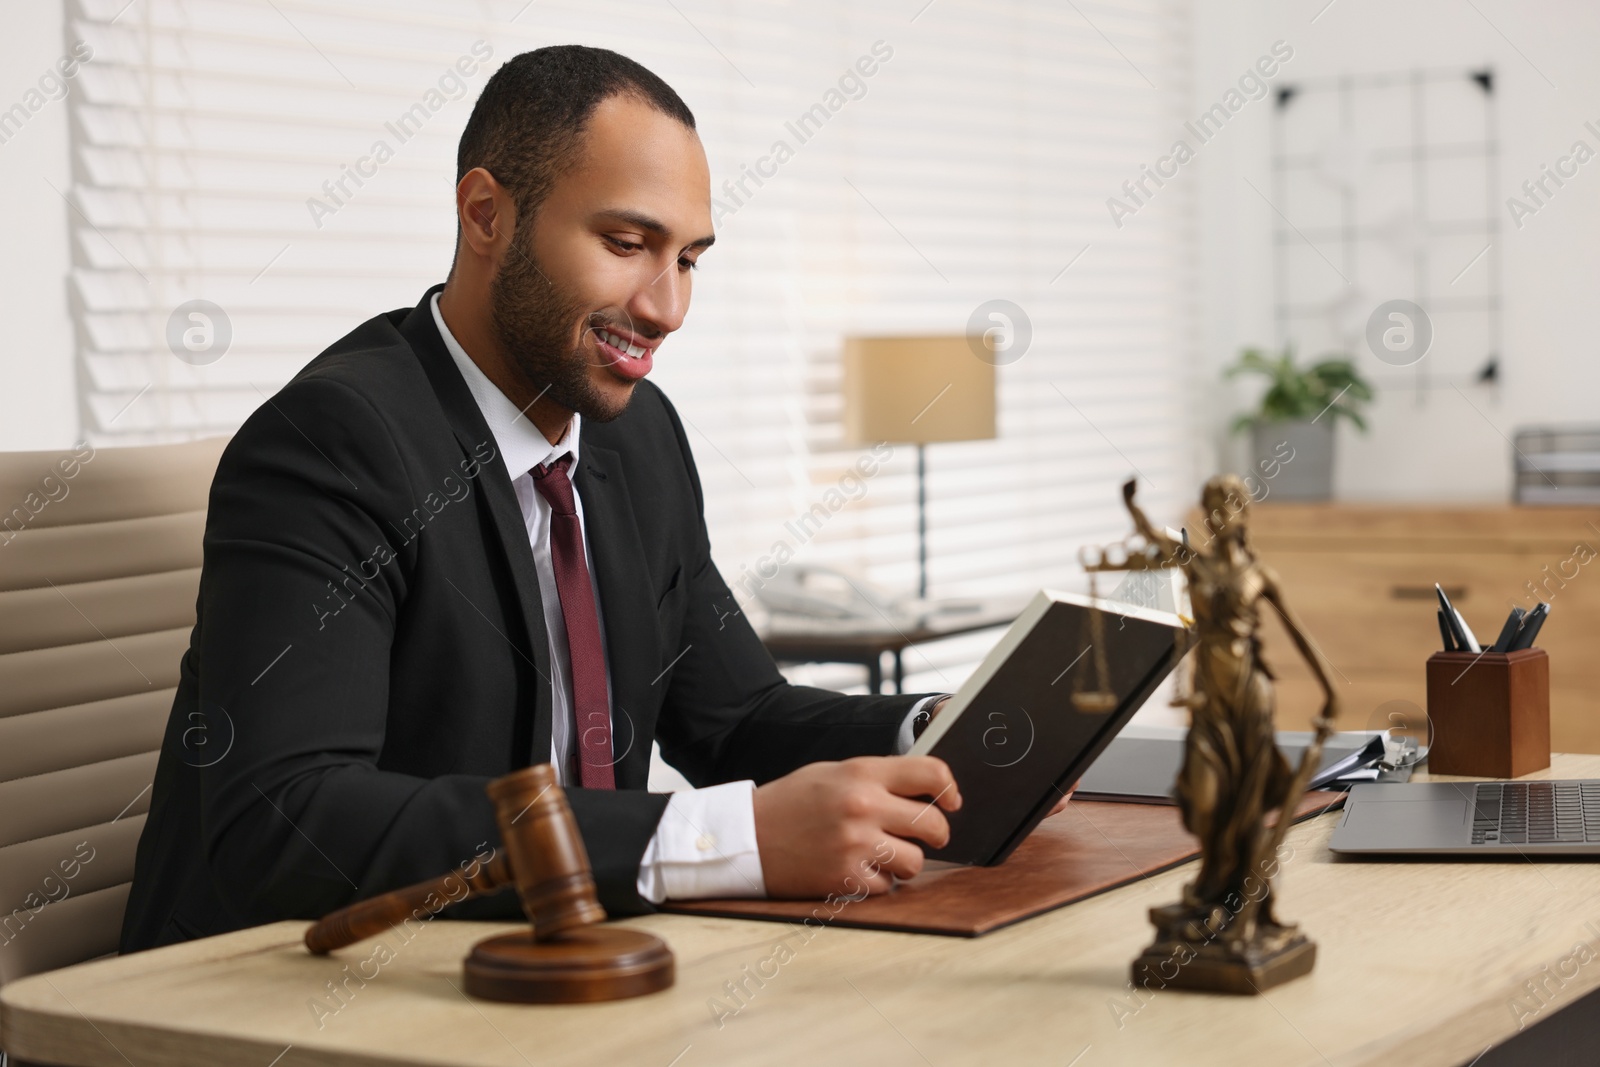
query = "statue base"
xmin=1131 ymin=902 xmax=1317 ymax=995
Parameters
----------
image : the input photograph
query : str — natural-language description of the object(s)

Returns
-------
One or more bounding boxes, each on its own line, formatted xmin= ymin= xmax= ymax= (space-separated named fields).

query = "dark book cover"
xmin=911 ymin=589 xmax=1192 ymax=866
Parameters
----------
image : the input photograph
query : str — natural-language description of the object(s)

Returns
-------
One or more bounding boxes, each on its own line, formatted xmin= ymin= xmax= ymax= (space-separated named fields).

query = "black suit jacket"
xmin=120 ymin=285 xmax=929 ymax=953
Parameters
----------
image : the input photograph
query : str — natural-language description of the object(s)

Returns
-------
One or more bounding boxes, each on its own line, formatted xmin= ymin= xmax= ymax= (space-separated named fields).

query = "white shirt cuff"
xmin=895 ymin=695 xmax=947 ymax=755
xmin=636 ymin=780 xmax=766 ymax=903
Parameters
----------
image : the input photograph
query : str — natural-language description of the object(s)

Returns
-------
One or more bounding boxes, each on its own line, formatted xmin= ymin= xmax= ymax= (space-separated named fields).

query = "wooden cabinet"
xmin=1239 ymin=505 xmax=1600 ymax=753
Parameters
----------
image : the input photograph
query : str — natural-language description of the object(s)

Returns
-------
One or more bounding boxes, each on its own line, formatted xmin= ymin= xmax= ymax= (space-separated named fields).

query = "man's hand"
xmin=1046 ymin=784 xmax=1078 ymax=818
xmin=752 ymin=756 xmax=961 ymax=899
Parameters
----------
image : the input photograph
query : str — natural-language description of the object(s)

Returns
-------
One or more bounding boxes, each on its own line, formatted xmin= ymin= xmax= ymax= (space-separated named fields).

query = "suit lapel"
xmin=399 ymin=287 xmax=554 ymax=765
xmin=573 ymin=442 xmax=661 ymax=790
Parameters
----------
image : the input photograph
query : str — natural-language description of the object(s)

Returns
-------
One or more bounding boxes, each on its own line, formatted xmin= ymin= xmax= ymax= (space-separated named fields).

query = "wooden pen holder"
xmin=1425 ymin=648 xmax=1550 ymax=778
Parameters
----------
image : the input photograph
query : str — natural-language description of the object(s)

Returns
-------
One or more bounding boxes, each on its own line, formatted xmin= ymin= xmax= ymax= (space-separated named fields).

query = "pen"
xmin=1452 ymin=606 xmax=1482 ymax=654
xmin=1435 ymin=583 xmax=1480 ymax=654
xmin=1509 ymin=602 xmax=1550 ymax=651
xmin=1490 ymin=607 xmax=1526 ymax=653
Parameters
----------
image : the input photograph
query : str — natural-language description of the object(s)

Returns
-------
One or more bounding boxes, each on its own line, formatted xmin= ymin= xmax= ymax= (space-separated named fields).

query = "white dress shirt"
xmin=430 ymin=293 xmax=935 ymax=902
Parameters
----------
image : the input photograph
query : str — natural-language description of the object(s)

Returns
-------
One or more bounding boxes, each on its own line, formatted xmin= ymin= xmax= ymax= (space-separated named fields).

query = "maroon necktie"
xmin=530 ymin=454 xmax=615 ymax=789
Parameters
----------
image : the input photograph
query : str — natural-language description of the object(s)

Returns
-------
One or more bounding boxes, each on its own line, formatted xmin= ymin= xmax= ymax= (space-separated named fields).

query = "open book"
xmin=909 ymin=589 xmax=1192 ymax=865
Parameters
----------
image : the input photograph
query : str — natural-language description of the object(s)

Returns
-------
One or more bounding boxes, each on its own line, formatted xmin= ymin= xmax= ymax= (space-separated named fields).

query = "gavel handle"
xmin=305 ymin=853 xmax=514 ymax=954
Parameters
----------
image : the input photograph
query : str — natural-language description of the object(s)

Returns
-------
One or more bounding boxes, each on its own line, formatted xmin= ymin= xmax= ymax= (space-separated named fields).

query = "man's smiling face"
xmin=489 ymin=93 xmax=714 ymax=424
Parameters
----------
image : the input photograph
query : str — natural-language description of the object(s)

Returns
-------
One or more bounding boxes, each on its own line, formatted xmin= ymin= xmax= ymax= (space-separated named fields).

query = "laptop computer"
xmin=1328 ymin=779 xmax=1600 ymax=856
xmin=1075 ymin=725 xmax=1393 ymax=803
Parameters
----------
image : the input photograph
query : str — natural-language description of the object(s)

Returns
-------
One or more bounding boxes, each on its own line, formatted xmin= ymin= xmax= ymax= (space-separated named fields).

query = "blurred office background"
xmin=2 ymin=0 xmax=1597 ymax=717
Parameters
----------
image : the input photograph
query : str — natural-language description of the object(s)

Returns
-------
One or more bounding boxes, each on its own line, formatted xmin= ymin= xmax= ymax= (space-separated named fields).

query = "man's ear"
xmin=456 ymin=166 xmax=514 ymax=260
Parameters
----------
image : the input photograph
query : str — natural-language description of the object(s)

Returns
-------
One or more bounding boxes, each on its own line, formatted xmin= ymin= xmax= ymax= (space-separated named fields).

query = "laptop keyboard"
xmin=1473 ymin=781 xmax=1600 ymax=845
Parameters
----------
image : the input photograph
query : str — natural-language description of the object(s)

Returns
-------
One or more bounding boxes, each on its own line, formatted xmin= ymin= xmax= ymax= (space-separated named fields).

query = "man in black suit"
xmin=121 ymin=45 xmax=973 ymax=952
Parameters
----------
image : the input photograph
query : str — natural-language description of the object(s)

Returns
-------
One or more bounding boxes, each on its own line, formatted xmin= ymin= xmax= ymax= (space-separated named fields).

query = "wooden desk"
xmin=8 ymin=756 xmax=1600 ymax=1067
xmin=759 ymin=598 xmax=1023 ymax=693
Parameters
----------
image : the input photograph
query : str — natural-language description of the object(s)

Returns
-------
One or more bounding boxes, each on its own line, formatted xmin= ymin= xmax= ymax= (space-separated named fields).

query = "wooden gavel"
xmin=303 ymin=763 xmax=673 ymax=1003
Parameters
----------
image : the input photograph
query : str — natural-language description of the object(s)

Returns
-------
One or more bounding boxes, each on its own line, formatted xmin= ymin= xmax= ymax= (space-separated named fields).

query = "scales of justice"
xmin=1076 ymin=476 xmax=1339 ymax=994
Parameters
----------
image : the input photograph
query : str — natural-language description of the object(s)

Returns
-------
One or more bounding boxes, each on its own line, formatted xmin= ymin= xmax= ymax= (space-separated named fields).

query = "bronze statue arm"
xmin=1259 ymin=567 xmax=1338 ymax=726
xmin=1233 ymin=566 xmax=1339 ymax=937
xmin=1120 ymin=478 xmax=1182 ymax=562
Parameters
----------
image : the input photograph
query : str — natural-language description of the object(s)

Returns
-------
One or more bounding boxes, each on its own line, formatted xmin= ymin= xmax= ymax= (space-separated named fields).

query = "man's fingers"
xmin=844 ymin=866 xmax=894 ymax=897
xmin=881 ymin=793 xmax=951 ymax=849
xmin=1048 ymin=784 xmax=1078 ymax=817
xmin=864 ymin=834 xmax=926 ymax=882
xmin=875 ymin=755 xmax=961 ymax=810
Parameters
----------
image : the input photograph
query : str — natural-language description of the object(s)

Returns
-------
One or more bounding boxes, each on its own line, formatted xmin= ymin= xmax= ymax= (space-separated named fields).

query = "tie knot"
xmin=530 ymin=453 xmax=577 ymax=515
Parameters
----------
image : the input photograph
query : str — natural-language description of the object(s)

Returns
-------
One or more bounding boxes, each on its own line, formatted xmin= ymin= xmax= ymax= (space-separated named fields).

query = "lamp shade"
xmin=841 ymin=335 xmax=997 ymax=446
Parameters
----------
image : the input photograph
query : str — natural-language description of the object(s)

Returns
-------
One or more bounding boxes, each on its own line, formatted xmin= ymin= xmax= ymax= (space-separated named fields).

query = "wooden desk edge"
xmin=8 ymin=756 xmax=1600 ymax=1067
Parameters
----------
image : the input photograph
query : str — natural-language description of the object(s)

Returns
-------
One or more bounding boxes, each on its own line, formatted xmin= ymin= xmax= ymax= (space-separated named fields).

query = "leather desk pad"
xmin=662 ymin=792 xmax=1345 ymax=937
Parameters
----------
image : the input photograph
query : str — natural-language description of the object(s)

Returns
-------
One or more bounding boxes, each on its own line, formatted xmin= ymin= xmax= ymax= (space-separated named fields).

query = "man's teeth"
xmin=601 ymin=329 xmax=649 ymax=360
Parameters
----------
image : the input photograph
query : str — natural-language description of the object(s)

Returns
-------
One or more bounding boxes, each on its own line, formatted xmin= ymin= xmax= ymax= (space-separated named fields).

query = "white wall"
xmin=11 ymin=0 xmax=1599 ymax=497
xmin=1190 ymin=0 xmax=1600 ymax=502
xmin=0 ymin=0 xmax=78 ymax=451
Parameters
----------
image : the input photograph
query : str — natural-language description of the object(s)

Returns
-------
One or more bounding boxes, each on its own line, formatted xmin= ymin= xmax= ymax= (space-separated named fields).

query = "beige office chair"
xmin=0 ymin=436 xmax=226 ymax=993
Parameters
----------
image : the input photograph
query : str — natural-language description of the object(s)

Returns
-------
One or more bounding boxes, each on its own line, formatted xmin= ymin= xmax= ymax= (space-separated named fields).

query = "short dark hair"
xmin=456 ymin=46 xmax=696 ymax=226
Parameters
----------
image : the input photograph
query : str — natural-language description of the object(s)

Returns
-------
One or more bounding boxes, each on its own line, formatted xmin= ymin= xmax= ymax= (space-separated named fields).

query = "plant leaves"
xmin=1223 ymin=345 xmax=1376 ymax=431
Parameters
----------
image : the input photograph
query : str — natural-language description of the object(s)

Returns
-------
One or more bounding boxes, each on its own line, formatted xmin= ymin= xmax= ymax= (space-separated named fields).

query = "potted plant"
xmin=1224 ymin=347 xmax=1374 ymax=501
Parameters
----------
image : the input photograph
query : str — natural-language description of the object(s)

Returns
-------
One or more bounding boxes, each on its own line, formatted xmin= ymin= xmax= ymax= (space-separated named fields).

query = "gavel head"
xmin=470 ymin=765 xmax=674 ymax=1003
xmin=306 ymin=763 xmax=671 ymax=1001
xmin=487 ymin=764 xmax=607 ymax=940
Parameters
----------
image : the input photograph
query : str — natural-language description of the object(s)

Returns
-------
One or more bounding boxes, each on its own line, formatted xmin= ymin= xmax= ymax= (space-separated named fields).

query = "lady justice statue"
xmin=1086 ymin=476 xmax=1338 ymax=993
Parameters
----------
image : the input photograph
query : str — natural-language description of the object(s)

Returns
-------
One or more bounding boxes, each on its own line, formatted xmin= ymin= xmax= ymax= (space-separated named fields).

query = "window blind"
xmin=67 ymin=0 xmax=1197 ymax=695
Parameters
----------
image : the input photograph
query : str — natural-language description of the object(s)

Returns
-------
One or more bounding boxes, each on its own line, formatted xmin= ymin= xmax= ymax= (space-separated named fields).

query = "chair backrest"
xmin=0 ymin=437 xmax=226 ymax=987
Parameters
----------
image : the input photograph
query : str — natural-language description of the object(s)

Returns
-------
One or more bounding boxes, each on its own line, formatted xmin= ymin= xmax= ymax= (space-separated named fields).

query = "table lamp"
xmin=842 ymin=335 xmax=997 ymax=599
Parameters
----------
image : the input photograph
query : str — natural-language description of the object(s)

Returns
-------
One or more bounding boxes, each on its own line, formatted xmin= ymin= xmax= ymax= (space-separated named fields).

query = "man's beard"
xmin=488 ymin=236 xmax=633 ymax=424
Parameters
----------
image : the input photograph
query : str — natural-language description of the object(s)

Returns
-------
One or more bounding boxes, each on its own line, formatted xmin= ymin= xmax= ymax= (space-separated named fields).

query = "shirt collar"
xmin=430 ymin=291 xmax=579 ymax=478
